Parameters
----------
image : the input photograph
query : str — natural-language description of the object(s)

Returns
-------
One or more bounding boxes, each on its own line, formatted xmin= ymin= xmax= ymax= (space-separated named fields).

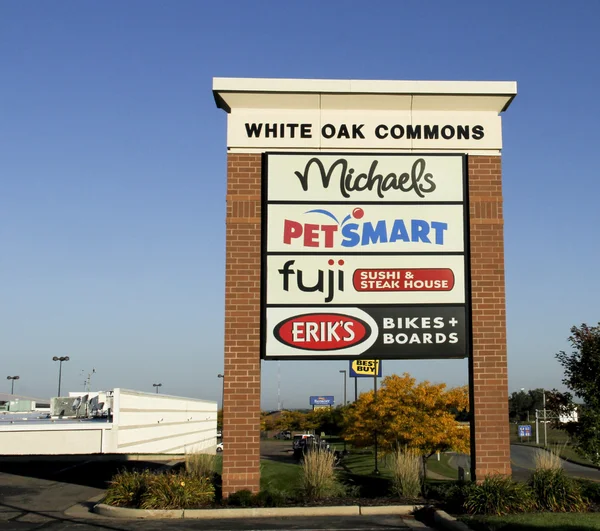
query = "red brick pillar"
xmin=469 ymin=155 xmax=511 ymax=478
xmin=222 ymin=153 xmax=262 ymax=495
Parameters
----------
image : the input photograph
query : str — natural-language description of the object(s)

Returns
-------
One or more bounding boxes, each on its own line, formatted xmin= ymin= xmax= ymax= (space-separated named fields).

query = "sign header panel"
xmin=349 ymin=359 xmax=382 ymax=378
xmin=227 ymin=110 xmax=502 ymax=151
xmin=262 ymin=153 xmax=470 ymax=360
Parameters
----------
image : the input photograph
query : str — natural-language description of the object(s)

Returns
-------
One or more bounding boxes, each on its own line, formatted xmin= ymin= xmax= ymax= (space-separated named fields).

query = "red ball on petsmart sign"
xmin=352 ymin=207 xmax=364 ymax=219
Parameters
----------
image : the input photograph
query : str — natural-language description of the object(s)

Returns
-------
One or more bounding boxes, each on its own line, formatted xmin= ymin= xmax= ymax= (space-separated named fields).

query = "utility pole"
xmin=339 ymin=370 xmax=347 ymax=405
xmin=543 ymin=389 xmax=548 ymax=448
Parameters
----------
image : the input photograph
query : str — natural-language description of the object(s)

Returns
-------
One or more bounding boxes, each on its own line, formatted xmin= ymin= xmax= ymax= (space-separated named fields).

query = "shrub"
xmin=226 ymin=489 xmax=255 ymax=507
xmin=426 ymin=481 xmax=471 ymax=514
xmin=300 ymin=447 xmax=345 ymax=500
xmin=104 ymin=469 xmax=150 ymax=508
xmin=529 ymin=468 xmax=587 ymax=512
xmin=578 ymin=479 xmax=600 ymax=504
xmin=185 ymin=451 xmax=216 ymax=479
xmin=254 ymin=489 xmax=290 ymax=507
xmin=464 ymin=475 xmax=535 ymax=516
xmin=533 ymin=446 xmax=563 ymax=471
xmin=389 ymin=447 xmax=423 ymax=499
xmin=140 ymin=471 xmax=215 ymax=509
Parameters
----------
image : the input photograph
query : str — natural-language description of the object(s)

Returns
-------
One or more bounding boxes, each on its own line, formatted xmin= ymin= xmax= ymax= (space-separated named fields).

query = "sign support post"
xmin=373 ymin=369 xmax=379 ymax=475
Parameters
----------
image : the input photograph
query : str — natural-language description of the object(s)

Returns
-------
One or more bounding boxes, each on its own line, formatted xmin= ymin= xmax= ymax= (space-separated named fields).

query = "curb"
xmin=430 ymin=509 xmax=471 ymax=531
xmin=93 ymin=503 xmax=423 ymax=519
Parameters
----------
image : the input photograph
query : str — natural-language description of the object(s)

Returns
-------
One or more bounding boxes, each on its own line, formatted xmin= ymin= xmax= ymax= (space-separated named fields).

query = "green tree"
xmin=306 ymin=407 xmax=345 ymax=436
xmin=508 ymin=389 xmax=545 ymax=422
xmin=275 ymin=410 xmax=308 ymax=432
xmin=556 ymin=323 xmax=600 ymax=464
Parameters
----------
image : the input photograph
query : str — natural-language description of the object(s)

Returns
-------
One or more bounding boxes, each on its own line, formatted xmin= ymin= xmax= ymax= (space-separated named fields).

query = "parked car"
xmin=274 ymin=430 xmax=291 ymax=440
xmin=292 ymin=437 xmax=341 ymax=464
xmin=292 ymin=433 xmax=314 ymax=450
xmin=216 ymin=442 xmax=223 ymax=452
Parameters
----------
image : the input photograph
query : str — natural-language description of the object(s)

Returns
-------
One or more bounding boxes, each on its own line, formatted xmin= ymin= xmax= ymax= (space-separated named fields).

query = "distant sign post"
xmin=309 ymin=396 xmax=334 ymax=409
xmin=349 ymin=360 xmax=382 ymax=401
xmin=518 ymin=425 xmax=532 ymax=441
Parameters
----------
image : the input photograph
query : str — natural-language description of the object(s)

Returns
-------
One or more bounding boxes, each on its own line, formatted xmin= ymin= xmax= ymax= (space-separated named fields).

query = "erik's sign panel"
xmin=261 ymin=153 xmax=471 ymax=360
xmin=349 ymin=359 xmax=382 ymax=378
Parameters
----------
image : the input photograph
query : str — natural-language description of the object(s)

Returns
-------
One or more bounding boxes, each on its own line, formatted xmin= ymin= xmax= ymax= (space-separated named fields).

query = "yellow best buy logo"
xmin=350 ymin=359 xmax=380 ymax=376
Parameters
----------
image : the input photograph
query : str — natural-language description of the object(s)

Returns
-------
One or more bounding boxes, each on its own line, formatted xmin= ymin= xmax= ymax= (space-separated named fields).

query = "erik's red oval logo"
xmin=274 ymin=313 xmax=371 ymax=351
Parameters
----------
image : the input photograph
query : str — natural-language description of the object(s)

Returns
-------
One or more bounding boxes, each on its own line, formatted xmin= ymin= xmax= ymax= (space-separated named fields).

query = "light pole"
xmin=52 ymin=356 xmax=70 ymax=396
xmin=6 ymin=376 xmax=19 ymax=395
xmin=339 ymin=370 xmax=347 ymax=452
xmin=339 ymin=370 xmax=347 ymax=405
xmin=153 ymin=383 xmax=162 ymax=394
xmin=543 ymin=389 xmax=548 ymax=448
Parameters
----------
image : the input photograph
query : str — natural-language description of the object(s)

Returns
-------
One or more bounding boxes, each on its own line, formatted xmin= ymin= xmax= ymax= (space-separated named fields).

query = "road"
xmin=448 ymin=445 xmax=600 ymax=481
xmin=510 ymin=445 xmax=600 ymax=481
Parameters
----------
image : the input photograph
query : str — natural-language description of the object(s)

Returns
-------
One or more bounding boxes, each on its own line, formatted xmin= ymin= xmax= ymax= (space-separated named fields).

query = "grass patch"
xmin=260 ymin=459 xmax=301 ymax=494
xmin=462 ymin=512 xmax=600 ymax=530
xmin=427 ymin=454 xmax=459 ymax=480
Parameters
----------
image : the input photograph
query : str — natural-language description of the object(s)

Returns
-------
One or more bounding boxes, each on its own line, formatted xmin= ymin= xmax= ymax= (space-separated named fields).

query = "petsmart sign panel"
xmin=261 ymin=152 xmax=470 ymax=360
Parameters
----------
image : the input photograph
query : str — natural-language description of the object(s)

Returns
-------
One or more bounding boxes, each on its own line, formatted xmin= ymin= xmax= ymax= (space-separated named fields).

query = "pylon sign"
xmin=262 ymin=152 xmax=470 ymax=360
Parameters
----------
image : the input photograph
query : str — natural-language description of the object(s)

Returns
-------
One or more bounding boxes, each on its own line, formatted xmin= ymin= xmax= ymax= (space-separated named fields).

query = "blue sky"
xmin=1 ymin=1 xmax=599 ymax=408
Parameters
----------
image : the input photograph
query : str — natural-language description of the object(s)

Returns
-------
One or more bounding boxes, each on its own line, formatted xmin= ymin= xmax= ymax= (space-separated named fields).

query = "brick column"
xmin=468 ymin=155 xmax=511 ymax=478
xmin=222 ymin=153 xmax=262 ymax=495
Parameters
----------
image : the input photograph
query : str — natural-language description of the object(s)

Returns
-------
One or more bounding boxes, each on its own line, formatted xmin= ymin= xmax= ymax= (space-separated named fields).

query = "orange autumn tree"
xmin=342 ymin=373 xmax=469 ymax=457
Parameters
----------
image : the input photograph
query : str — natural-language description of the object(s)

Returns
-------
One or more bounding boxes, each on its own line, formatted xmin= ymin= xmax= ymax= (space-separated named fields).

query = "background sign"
xmin=349 ymin=359 xmax=382 ymax=378
xmin=309 ymin=396 xmax=334 ymax=406
xmin=518 ymin=425 xmax=532 ymax=437
xmin=262 ymin=153 xmax=470 ymax=360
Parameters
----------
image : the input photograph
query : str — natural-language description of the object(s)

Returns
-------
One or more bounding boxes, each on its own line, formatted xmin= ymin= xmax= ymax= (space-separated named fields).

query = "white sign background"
xmin=267 ymin=154 xmax=464 ymax=202
xmin=266 ymin=254 xmax=465 ymax=305
xmin=267 ymin=203 xmax=465 ymax=253
xmin=262 ymin=153 xmax=469 ymax=360
xmin=228 ymin=110 xmax=502 ymax=151
xmin=265 ymin=306 xmax=380 ymax=358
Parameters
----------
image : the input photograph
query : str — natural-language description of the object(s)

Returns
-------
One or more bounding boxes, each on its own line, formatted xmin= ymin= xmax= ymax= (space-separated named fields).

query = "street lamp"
xmin=339 ymin=370 xmax=347 ymax=452
xmin=153 ymin=383 xmax=162 ymax=394
xmin=339 ymin=370 xmax=347 ymax=406
xmin=52 ymin=356 xmax=70 ymax=397
xmin=6 ymin=376 xmax=19 ymax=395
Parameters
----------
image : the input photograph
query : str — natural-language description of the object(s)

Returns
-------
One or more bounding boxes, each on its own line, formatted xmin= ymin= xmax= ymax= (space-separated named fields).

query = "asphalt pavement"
xmin=510 ymin=445 xmax=600 ymax=481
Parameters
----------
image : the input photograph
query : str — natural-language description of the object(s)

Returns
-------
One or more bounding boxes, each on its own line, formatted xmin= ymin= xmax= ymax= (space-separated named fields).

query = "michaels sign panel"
xmin=262 ymin=153 xmax=470 ymax=360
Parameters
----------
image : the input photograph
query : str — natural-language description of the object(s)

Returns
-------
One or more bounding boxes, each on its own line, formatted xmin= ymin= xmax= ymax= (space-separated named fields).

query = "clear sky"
xmin=2 ymin=1 xmax=599 ymax=408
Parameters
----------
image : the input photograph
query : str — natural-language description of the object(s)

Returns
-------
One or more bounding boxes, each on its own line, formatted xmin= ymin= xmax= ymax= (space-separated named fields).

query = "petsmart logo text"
xmin=283 ymin=207 xmax=448 ymax=248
